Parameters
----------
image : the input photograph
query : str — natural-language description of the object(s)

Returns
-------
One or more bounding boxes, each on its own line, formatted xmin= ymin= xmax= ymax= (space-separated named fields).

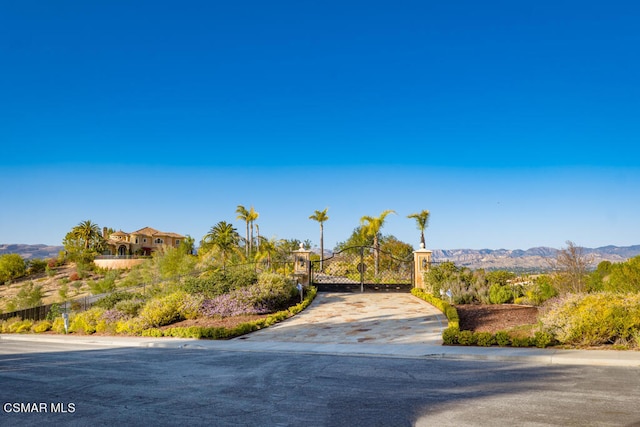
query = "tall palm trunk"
xmin=319 ymin=222 xmax=324 ymax=272
xmin=373 ymin=234 xmax=380 ymax=276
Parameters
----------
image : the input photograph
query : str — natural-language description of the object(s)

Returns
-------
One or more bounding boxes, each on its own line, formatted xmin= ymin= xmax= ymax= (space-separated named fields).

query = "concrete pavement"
xmin=1 ymin=293 xmax=639 ymax=367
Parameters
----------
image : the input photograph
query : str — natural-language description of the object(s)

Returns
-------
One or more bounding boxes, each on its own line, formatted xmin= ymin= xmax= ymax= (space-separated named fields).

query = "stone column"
xmin=413 ymin=243 xmax=433 ymax=289
xmin=293 ymin=243 xmax=312 ymax=286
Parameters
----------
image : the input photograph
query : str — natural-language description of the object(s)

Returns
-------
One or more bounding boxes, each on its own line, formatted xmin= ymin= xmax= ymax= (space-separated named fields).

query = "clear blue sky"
xmin=1 ymin=1 xmax=639 ymax=251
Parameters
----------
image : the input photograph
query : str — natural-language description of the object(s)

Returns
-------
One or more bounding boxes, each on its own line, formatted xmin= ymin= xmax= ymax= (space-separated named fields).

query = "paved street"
xmin=1 ymin=341 xmax=639 ymax=426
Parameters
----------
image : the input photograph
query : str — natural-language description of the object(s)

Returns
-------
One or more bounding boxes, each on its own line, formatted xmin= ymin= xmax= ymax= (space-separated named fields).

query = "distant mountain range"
xmin=0 ymin=244 xmax=64 ymax=260
xmin=3 ymin=243 xmax=640 ymax=272
xmin=430 ymin=245 xmax=640 ymax=271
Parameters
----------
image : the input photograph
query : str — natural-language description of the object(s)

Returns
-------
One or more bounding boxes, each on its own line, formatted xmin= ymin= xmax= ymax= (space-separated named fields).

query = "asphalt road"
xmin=1 ymin=340 xmax=639 ymax=426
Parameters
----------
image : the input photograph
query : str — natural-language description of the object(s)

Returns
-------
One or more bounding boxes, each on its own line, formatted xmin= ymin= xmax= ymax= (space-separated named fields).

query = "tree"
xmin=604 ymin=256 xmax=640 ymax=293
xmin=179 ymin=235 xmax=196 ymax=255
xmin=309 ymin=208 xmax=329 ymax=271
xmin=0 ymin=254 xmax=27 ymax=284
xmin=248 ymin=206 xmax=259 ymax=255
xmin=407 ymin=209 xmax=430 ymax=247
xmin=72 ymin=220 xmax=103 ymax=250
xmin=202 ymin=221 xmax=241 ymax=269
xmin=552 ymin=241 xmax=592 ymax=294
xmin=236 ymin=205 xmax=259 ymax=256
xmin=334 ymin=226 xmax=373 ymax=252
xmin=256 ymin=236 xmax=282 ymax=271
xmin=152 ymin=245 xmax=197 ymax=282
xmin=360 ymin=210 xmax=396 ymax=275
xmin=63 ymin=220 xmax=105 ymax=263
xmin=11 ymin=281 xmax=44 ymax=309
xmin=236 ymin=205 xmax=251 ymax=256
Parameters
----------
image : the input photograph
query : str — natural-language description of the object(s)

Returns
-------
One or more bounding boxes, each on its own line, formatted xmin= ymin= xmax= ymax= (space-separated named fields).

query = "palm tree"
xmin=202 ymin=221 xmax=241 ymax=269
xmin=248 ymin=206 xmax=259 ymax=255
xmin=309 ymin=208 xmax=329 ymax=271
xmin=407 ymin=209 xmax=430 ymax=247
xmin=72 ymin=220 xmax=102 ymax=250
xmin=256 ymin=236 xmax=281 ymax=271
xmin=235 ymin=205 xmax=250 ymax=256
xmin=360 ymin=210 xmax=396 ymax=275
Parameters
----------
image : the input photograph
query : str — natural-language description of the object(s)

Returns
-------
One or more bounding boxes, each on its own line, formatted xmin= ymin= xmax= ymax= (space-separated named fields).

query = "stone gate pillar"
xmin=413 ymin=243 xmax=433 ymax=289
xmin=293 ymin=243 xmax=311 ymax=286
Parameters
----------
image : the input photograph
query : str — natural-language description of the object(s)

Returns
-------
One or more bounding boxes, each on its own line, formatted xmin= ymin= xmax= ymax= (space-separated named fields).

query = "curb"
xmin=2 ymin=334 xmax=639 ymax=367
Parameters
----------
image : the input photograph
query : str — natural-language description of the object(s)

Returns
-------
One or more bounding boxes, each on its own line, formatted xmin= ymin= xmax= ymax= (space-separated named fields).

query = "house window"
xmin=155 ymin=238 xmax=164 ymax=244
xmin=135 ymin=238 xmax=139 ymax=244
xmin=175 ymin=240 xmax=180 ymax=246
xmin=143 ymin=238 xmax=147 ymax=243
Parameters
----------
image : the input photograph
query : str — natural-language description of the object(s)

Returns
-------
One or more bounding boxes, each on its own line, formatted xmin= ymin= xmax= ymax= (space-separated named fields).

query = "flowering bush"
xmin=200 ymin=292 xmax=267 ymax=318
xmin=138 ymin=291 xmax=187 ymax=327
xmin=115 ymin=318 xmax=146 ymax=335
xmin=69 ymin=307 xmax=105 ymax=334
xmin=199 ymin=273 xmax=296 ymax=317
xmin=540 ymin=292 xmax=640 ymax=347
xmin=33 ymin=320 xmax=52 ymax=333
xmin=101 ymin=309 xmax=129 ymax=323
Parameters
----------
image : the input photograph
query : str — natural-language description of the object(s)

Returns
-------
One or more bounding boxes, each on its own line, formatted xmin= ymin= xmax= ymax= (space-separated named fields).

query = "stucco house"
xmin=103 ymin=226 xmax=185 ymax=257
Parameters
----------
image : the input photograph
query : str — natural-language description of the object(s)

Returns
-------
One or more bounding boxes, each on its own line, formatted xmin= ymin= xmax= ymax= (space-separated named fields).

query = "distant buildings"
xmin=103 ymin=226 xmax=185 ymax=257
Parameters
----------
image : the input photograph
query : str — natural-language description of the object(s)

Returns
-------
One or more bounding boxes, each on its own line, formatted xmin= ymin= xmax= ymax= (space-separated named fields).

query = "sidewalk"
xmin=2 ymin=293 xmax=639 ymax=367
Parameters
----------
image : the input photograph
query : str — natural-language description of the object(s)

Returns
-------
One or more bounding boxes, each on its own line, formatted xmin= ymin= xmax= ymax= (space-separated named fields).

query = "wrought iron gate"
xmin=310 ymin=246 xmax=413 ymax=292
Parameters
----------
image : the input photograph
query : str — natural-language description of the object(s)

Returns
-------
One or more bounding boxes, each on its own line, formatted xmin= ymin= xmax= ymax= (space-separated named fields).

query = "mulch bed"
xmin=161 ymin=314 xmax=270 ymax=330
xmin=455 ymin=304 xmax=539 ymax=334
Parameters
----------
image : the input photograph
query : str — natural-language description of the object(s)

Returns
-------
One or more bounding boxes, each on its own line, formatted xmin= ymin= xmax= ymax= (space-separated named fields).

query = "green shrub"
xmin=33 ymin=320 xmax=52 ymax=333
xmin=12 ymin=282 xmax=44 ymax=310
xmin=249 ymin=272 xmax=297 ymax=312
xmin=495 ymin=331 xmax=511 ymax=347
xmin=141 ymin=328 xmax=164 ymax=338
xmin=0 ymin=253 xmax=27 ymax=283
xmin=89 ymin=271 xmax=119 ymax=295
xmin=442 ymin=327 xmax=459 ymax=345
xmin=475 ymin=332 xmax=496 ymax=347
xmin=113 ymin=299 xmax=144 ymax=317
xmin=533 ymin=331 xmax=554 ymax=348
xmin=511 ymin=336 xmax=531 ymax=347
xmin=526 ymin=275 xmax=559 ymax=306
xmin=28 ymin=258 xmax=48 ymax=275
xmin=184 ymin=269 xmax=259 ymax=297
xmin=94 ymin=291 xmax=139 ymax=309
xmin=457 ymin=330 xmax=476 ymax=346
xmin=138 ymin=291 xmax=192 ymax=328
xmin=46 ymin=304 xmax=63 ymax=321
xmin=411 ymin=288 xmax=460 ymax=329
xmin=489 ymin=283 xmax=512 ymax=304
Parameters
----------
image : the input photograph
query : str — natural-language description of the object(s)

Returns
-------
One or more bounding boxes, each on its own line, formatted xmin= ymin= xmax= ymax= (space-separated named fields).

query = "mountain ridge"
xmin=3 ymin=243 xmax=640 ymax=272
xmin=430 ymin=245 xmax=640 ymax=271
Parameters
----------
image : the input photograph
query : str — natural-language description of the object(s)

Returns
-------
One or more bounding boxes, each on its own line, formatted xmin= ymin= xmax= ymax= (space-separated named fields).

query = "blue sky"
xmin=1 ymin=1 xmax=639 ymax=251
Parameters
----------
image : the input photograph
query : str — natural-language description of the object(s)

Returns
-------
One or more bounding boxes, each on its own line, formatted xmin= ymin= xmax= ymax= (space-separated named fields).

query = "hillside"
xmin=0 ymin=244 xmax=64 ymax=260
xmin=431 ymin=245 xmax=640 ymax=271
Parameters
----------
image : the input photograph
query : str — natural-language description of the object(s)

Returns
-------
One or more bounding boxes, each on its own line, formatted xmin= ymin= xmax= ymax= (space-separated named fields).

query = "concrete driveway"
xmin=236 ymin=292 xmax=446 ymax=346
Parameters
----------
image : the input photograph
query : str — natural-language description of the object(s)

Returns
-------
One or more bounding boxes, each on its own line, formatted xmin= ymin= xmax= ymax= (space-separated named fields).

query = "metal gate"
xmin=310 ymin=246 xmax=413 ymax=292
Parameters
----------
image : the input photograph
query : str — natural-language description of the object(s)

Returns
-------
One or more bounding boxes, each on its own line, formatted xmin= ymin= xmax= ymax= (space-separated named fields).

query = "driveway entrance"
xmin=236 ymin=293 xmax=446 ymax=345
